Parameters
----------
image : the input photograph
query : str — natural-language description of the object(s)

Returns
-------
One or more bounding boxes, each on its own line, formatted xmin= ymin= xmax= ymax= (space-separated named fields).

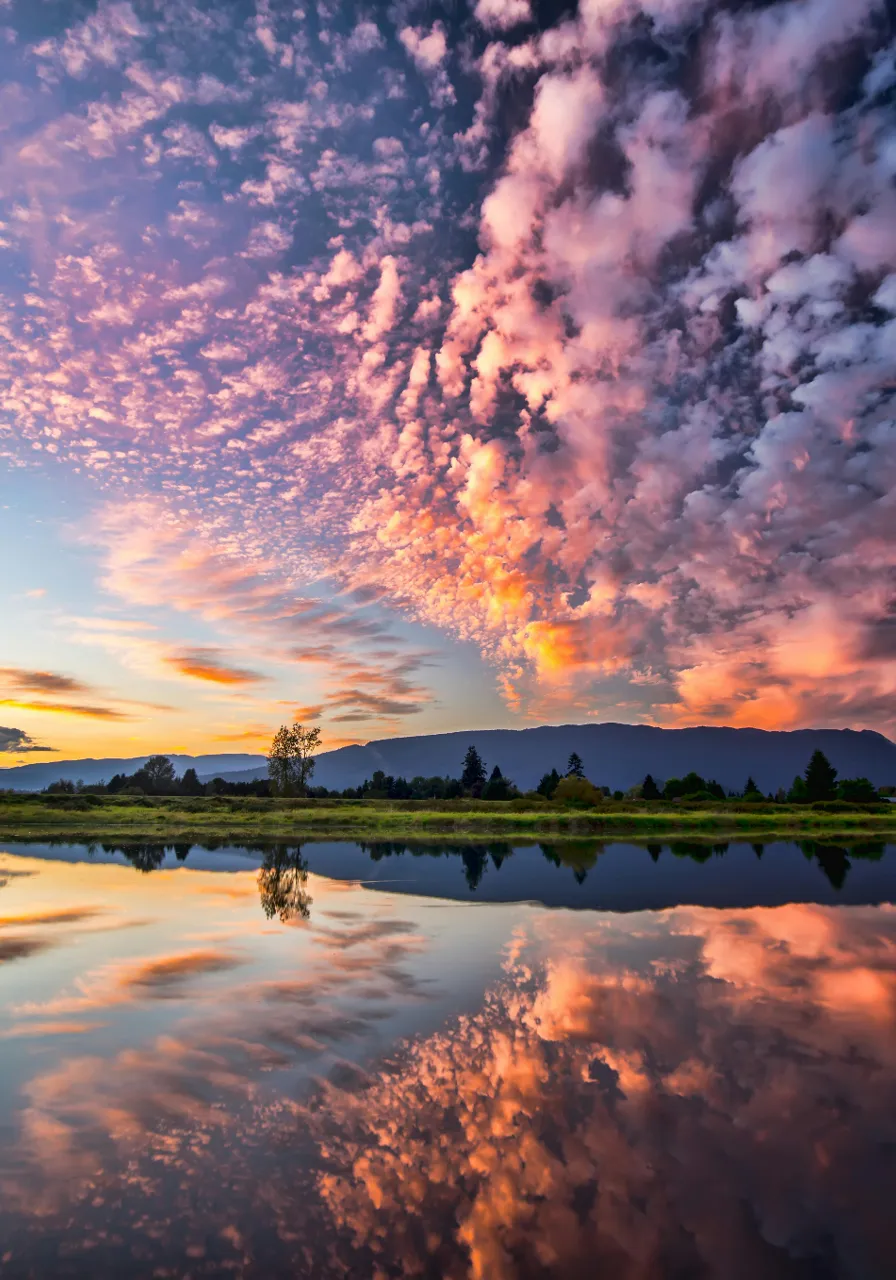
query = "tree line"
xmin=44 ymin=755 xmax=269 ymax=797
xmin=42 ymin=733 xmax=884 ymax=805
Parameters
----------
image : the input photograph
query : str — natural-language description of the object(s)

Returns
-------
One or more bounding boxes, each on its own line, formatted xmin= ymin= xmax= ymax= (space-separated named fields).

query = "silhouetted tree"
xmin=566 ymin=752 xmax=585 ymax=778
xmin=267 ymin=723 xmax=321 ymax=797
xmin=787 ymin=775 xmax=809 ymax=802
xmin=804 ymin=750 xmax=838 ymax=802
xmin=143 ymin=756 xmax=177 ymax=793
xmin=180 ymin=767 xmax=204 ymax=796
xmin=536 ymin=768 xmax=561 ymax=798
xmin=837 ymin=777 xmax=879 ymax=803
xmin=664 ymin=772 xmax=707 ymax=800
xmin=641 ymin=774 xmax=661 ymax=801
xmin=461 ymin=745 xmax=487 ymax=795
xmin=743 ymin=776 xmax=761 ymax=797
xmin=483 ymin=765 xmax=514 ymax=800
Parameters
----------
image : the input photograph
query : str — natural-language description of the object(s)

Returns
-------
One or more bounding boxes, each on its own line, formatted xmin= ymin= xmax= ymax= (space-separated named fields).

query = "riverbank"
xmin=1 ymin=794 xmax=894 ymax=842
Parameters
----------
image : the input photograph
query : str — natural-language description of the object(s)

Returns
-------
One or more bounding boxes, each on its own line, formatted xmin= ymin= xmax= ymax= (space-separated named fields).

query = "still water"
xmin=0 ymin=837 xmax=894 ymax=1278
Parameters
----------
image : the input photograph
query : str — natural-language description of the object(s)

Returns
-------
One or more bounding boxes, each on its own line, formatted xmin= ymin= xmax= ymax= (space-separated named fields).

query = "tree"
xmin=743 ymin=776 xmax=761 ymax=797
xmin=461 ymin=745 xmax=487 ymax=795
xmin=267 ymin=724 xmax=322 ymax=797
xmin=180 ymin=767 xmax=204 ymax=796
xmin=566 ymin=752 xmax=585 ymax=778
xmin=788 ymin=775 xmax=809 ymax=803
xmin=837 ymin=777 xmax=879 ymax=803
xmin=804 ymin=750 xmax=838 ymax=802
xmin=483 ymin=765 xmax=514 ymax=801
xmin=641 ymin=774 xmax=661 ymax=801
xmin=554 ymin=776 xmax=603 ymax=806
xmin=537 ymin=768 xmax=561 ymax=799
xmin=142 ymin=755 xmax=177 ymax=794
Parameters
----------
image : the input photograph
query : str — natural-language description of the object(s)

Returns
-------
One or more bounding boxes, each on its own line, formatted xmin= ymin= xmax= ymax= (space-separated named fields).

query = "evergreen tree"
xmin=804 ymin=750 xmax=838 ymax=802
xmin=461 ymin=745 xmax=487 ymax=794
xmin=180 ymin=767 xmax=204 ymax=796
xmin=537 ymin=768 xmax=561 ymax=798
xmin=566 ymin=752 xmax=585 ymax=778
xmin=788 ymin=775 xmax=809 ymax=803
xmin=483 ymin=764 xmax=514 ymax=801
xmin=743 ymin=775 xmax=761 ymax=796
xmin=641 ymin=773 xmax=661 ymax=801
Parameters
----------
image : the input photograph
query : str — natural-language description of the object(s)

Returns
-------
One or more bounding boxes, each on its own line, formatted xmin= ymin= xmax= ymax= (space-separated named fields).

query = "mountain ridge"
xmin=2 ymin=724 xmax=895 ymax=794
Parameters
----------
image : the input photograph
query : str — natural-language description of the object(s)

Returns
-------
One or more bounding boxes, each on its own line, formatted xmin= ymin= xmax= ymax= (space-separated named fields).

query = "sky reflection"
xmin=0 ymin=847 xmax=894 ymax=1277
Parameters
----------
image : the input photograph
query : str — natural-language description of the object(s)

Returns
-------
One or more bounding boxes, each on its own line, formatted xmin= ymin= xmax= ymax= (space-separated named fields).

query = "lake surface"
xmin=1 ymin=838 xmax=894 ymax=1278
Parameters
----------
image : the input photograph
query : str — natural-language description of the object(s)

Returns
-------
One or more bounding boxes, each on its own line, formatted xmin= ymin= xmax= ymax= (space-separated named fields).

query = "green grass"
xmin=1 ymin=793 xmax=894 ymax=843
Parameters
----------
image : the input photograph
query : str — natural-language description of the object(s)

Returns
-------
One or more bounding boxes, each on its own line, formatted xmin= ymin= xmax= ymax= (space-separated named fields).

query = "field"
xmin=1 ymin=793 xmax=895 ymax=843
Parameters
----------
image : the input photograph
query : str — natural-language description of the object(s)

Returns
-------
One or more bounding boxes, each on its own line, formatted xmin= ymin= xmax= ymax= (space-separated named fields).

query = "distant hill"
xmin=3 ymin=725 xmax=895 ymax=795
xmin=0 ymin=753 xmax=265 ymax=792
xmin=192 ymin=724 xmax=896 ymax=796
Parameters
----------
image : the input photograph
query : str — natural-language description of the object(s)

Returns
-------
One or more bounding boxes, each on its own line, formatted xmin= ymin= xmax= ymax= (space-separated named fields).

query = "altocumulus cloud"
xmin=0 ymin=0 xmax=893 ymax=734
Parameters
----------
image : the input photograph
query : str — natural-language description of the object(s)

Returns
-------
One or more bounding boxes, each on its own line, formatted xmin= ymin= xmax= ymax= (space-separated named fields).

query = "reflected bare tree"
xmin=258 ymin=846 xmax=312 ymax=922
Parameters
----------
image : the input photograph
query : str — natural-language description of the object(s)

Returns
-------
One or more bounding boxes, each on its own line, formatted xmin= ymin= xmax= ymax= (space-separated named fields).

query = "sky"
xmin=0 ymin=0 xmax=894 ymax=764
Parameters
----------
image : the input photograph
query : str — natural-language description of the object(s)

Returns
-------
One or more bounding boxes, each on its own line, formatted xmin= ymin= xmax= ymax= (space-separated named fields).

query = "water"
xmin=1 ymin=837 xmax=894 ymax=1278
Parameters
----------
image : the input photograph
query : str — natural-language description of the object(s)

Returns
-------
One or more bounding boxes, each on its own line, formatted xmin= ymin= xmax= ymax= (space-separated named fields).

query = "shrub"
xmin=554 ymin=777 xmax=604 ymax=807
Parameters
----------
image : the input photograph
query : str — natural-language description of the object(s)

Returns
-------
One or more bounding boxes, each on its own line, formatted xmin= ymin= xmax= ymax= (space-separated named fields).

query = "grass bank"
xmin=1 ymin=794 xmax=894 ymax=843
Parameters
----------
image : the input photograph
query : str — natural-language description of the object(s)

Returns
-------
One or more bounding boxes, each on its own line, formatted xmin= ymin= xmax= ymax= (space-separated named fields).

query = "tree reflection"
xmin=800 ymin=842 xmax=851 ymax=890
xmin=112 ymin=843 xmax=168 ymax=873
xmin=257 ymin=846 xmax=312 ymax=922
xmin=460 ymin=846 xmax=488 ymax=891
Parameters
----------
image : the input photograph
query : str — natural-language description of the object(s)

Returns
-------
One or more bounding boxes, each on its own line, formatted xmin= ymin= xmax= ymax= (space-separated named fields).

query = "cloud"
xmin=16 ymin=947 xmax=244 ymax=1019
xmin=474 ymin=0 xmax=533 ymax=30
xmin=0 ymin=700 xmax=129 ymax=721
xmin=399 ymin=23 xmax=448 ymax=71
xmin=163 ymin=647 xmax=269 ymax=686
xmin=0 ymin=667 xmax=91 ymax=696
xmin=0 ymin=0 xmax=893 ymax=739
xmin=3 ymin=892 xmax=894 ymax=1274
xmin=0 ymin=938 xmax=51 ymax=963
xmin=0 ymin=725 xmax=55 ymax=753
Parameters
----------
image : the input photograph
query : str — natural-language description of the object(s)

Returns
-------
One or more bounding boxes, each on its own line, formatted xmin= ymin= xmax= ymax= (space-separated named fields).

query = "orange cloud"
xmin=0 ymin=699 xmax=130 ymax=720
xmin=163 ymin=647 xmax=268 ymax=686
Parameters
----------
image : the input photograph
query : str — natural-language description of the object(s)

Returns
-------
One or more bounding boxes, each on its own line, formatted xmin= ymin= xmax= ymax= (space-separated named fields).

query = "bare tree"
xmin=267 ymin=723 xmax=322 ymax=797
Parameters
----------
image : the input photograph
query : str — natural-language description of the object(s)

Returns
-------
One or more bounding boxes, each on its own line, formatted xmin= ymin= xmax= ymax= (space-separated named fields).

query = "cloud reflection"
xmin=0 ymin=892 xmax=893 ymax=1277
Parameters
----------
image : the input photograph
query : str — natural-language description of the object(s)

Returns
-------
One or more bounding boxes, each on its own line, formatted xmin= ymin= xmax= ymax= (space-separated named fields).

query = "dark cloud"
xmin=0 ymin=669 xmax=90 ymax=696
xmin=0 ymin=726 xmax=55 ymax=754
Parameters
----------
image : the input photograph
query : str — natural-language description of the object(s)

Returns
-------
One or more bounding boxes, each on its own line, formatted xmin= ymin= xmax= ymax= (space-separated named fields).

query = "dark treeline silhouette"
xmin=41 ymin=746 xmax=886 ymax=805
xmin=44 ymin=755 xmax=272 ymax=798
